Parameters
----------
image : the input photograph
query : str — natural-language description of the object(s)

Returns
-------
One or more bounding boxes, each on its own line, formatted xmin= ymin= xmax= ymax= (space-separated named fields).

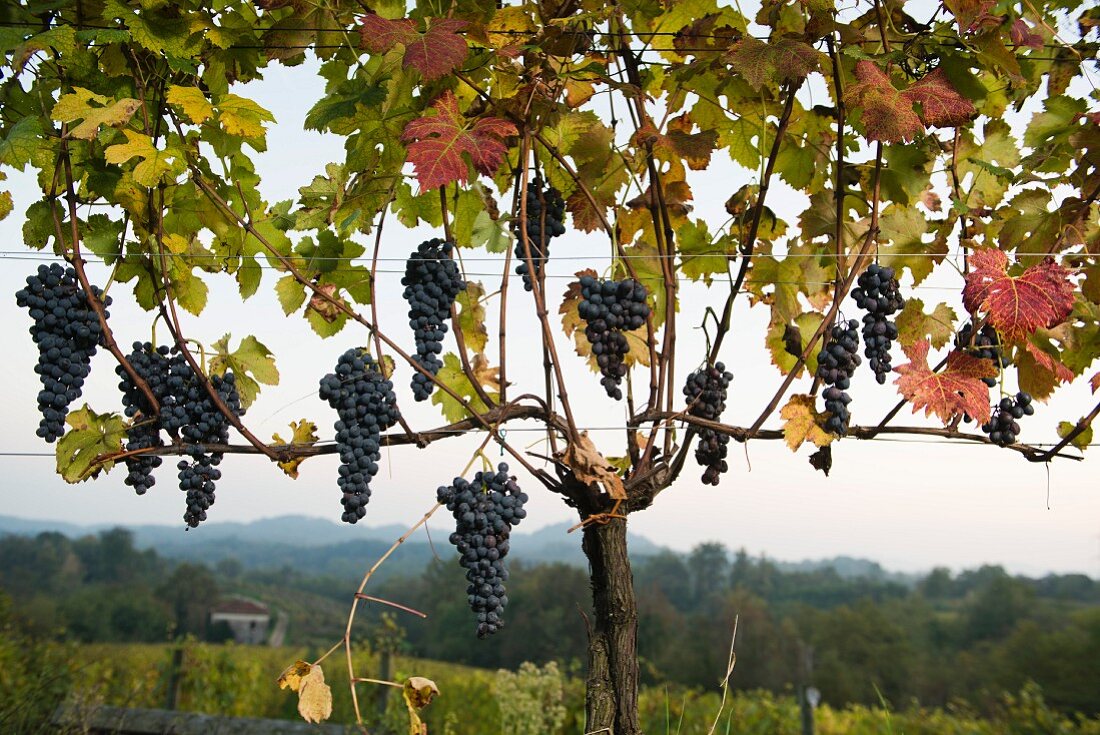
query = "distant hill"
xmin=0 ymin=514 xmax=659 ymax=579
xmin=0 ymin=513 xmax=910 ymax=582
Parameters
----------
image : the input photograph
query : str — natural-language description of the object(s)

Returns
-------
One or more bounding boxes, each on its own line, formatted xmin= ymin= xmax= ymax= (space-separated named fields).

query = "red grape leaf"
xmin=1018 ymin=340 xmax=1074 ymax=400
xmin=401 ymin=91 xmax=517 ymax=191
xmin=1090 ymin=371 xmax=1100 ymax=394
xmin=894 ymin=340 xmax=996 ymax=424
xmin=962 ymin=249 xmax=1075 ymax=342
xmin=726 ymin=37 xmax=819 ymax=91
xmin=358 ymin=15 xmax=468 ymax=81
xmin=844 ymin=61 xmax=923 ymax=143
xmin=1009 ymin=19 xmax=1043 ymax=49
xmin=845 ymin=62 xmax=974 ymax=143
xmin=900 ymin=68 xmax=976 ymax=128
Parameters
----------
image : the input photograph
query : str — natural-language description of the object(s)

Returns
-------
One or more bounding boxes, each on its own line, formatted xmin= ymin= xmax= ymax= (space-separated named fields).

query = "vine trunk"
xmin=582 ymin=519 xmax=641 ymax=735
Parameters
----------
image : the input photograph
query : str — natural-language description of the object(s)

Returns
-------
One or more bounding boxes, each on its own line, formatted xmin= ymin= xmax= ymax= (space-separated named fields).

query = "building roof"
xmin=211 ymin=597 xmax=269 ymax=616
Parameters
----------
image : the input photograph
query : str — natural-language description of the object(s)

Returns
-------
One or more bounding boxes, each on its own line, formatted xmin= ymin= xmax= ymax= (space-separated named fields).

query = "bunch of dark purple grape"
xmin=319 ymin=348 xmax=400 ymax=524
xmin=15 ymin=264 xmax=109 ymax=442
xmin=981 ymin=392 xmax=1034 ymax=446
xmin=401 ymin=238 xmax=465 ymax=401
xmin=851 ymin=263 xmax=904 ymax=384
xmin=117 ymin=343 xmax=171 ymax=496
xmin=683 ymin=363 xmax=734 ymax=485
xmin=437 ymin=463 xmax=528 ymax=637
xmin=513 ymin=179 xmax=566 ymax=291
xmin=955 ymin=323 xmax=1007 ymax=387
xmin=577 ymin=276 xmax=650 ymax=400
xmin=817 ymin=320 xmax=861 ymax=436
xmin=115 ymin=342 xmax=243 ymax=527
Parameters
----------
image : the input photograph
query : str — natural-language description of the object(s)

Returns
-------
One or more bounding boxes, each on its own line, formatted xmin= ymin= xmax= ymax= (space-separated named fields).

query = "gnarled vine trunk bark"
xmin=582 ymin=520 xmax=641 ymax=735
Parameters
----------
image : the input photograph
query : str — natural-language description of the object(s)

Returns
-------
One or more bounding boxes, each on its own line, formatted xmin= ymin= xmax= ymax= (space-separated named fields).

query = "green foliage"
xmin=494 ymin=661 xmax=568 ymax=735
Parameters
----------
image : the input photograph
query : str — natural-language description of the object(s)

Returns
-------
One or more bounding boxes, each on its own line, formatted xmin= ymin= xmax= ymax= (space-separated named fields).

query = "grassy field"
xmin=8 ymin=641 xmax=1100 ymax=734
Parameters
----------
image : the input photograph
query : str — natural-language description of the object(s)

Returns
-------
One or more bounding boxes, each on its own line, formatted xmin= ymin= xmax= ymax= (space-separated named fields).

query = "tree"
xmin=2 ymin=0 xmax=1098 ymax=731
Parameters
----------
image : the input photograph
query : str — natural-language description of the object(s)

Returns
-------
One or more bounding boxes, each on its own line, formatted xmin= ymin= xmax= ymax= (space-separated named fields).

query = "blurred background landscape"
xmin=1 ymin=515 xmax=1098 ymax=733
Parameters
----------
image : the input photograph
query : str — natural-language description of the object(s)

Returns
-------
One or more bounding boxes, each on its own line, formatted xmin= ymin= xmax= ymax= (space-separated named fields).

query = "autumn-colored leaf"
xmin=845 ymin=62 xmax=974 ymax=143
xmin=962 ymin=249 xmax=1075 ymax=342
xmin=359 ymin=15 xmax=469 ymax=81
xmin=403 ymin=676 xmax=439 ymax=735
xmin=780 ymin=394 xmax=835 ymax=450
xmin=402 ymin=92 xmax=517 ymax=191
xmin=725 ymin=37 xmax=820 ymax=91
xmin=895 ymin=340 xmax=995 ymax=425
xmin=1009 ymin=19 xmax=1043 ymax=49
xmin=900 ymin=68 xmax=976 ymax=128
xmin=895 ymin=299 xmax=958 ymax=349
xmin=1017 ymin=340 xmax=1074 ymax=400
xmin=844 ymin=62 xmax=923 ymax=144
xmin=277 ymin=660 xmax=312 ymax=692
xmin=272 ymin=420 xmax=319 ymax=479
xmin=298 ymin=665 xmax=332 ymax=723
xmin=1057 ymin=421 xmax=1093 ymax=451
xmin=559 ymin=431 xmax=626 ymax=500
xmin=1091 ymin=371 xmax=1100 ymax=394
xmin=52 ymin=88 xmax=141 ymax=140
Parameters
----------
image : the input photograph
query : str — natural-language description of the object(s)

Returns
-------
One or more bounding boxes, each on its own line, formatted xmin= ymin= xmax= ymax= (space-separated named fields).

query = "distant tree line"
xmin=1 ymin=531 xmax=1097 ymax=717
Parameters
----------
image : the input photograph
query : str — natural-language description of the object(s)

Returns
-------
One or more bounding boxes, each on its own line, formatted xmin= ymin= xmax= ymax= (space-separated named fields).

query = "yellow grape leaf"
xmin=455 ymin=281 xmax=488 ymax=353
xmin=55 ymin=405 xmax=126 ymax=483
xmin=52 ymin=87 xmax=141 ymax=140
xmin=277 ymin=660 xmax=312 ymax=692
xmin=1056 ymin=421 xmax=1093 ymax=452
xmin=297 ymin=665 xmax=332 ymax=724
xmin=103 ymin=130 xmax=184 ymax=186
xmin=272 ymin=420 xmax=319 ymax=479
xmin=216 ymin=93 xmax=275 ymax=140
xmin=403 ymin=676 xmax=439 ymax=735
xmin=779 ymin=394 xmax=834 ymax=451
xmin=895 ymin=299 xmax=958 ymax=349
xmin=166 ymin=85 xmax=214 ymax=124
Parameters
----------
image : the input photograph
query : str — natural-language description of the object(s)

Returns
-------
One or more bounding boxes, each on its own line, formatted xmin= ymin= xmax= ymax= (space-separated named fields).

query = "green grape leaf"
xmin=210 ymin=334 xmax=280 ymax=409
xmin=276 ymin=274 xmax=308 ymax=316
xmin=1056 ymin=422 xmax=1093 ymax=452
xmin=765 ymin=312 xmax=823 ymax=377
xmin=677 ymin=219 xmax=734 ymax=284
xmin=431 ymin=353 xmax=500 ymax=424
xmin=55 ymin=405 xmax=126 ymax=484
xmin=0 ymin=117 xmax=43 ymax=168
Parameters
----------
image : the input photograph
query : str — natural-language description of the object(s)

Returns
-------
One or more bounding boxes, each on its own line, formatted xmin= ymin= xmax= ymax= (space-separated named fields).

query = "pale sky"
xmin=1 ymin=54 xmax=1097 ymax=578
